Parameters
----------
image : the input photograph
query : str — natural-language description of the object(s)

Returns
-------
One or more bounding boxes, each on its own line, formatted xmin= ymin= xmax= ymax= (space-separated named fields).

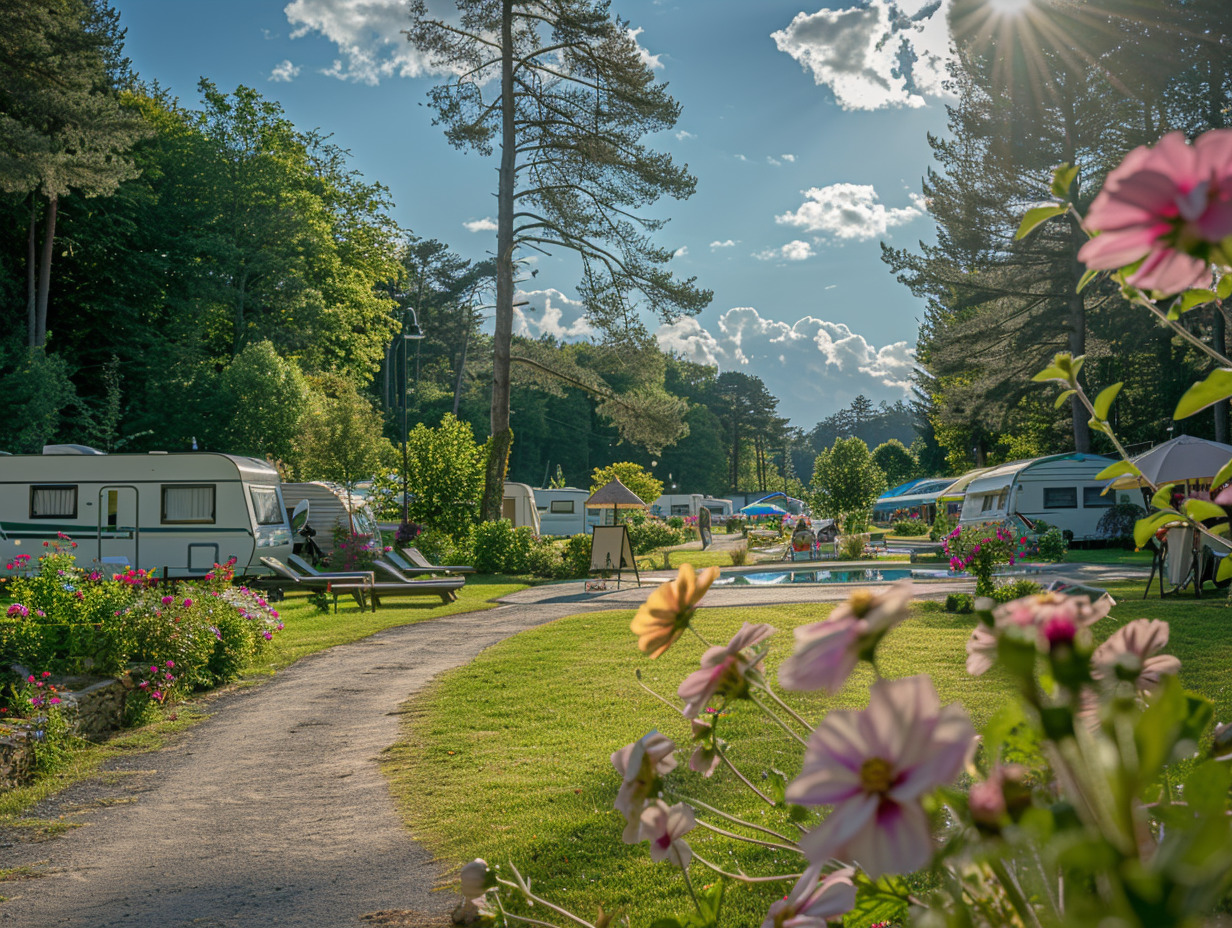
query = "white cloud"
xmin=782 ymin=153 xmax=796 ymax=162
xmin=285 ymin=0 xmax=443 ymax=85
xmin=771 ymin=0 xmax=953 ymax=110
xmin=463 ymin=217 xmax=498 ymax=233
xmin=673 ymin=245 xmax=689 ymax=258
xmin=754 ymin=240 xmax=815 ymax=262
xmin=513 ymin=288 xmax=596 ymax=341
xmin=734 ymin=154 xmax=748 ymax=162
xmin=709 ymin=239 xmax=738 ymax=250
xmin=776 ymin=183 xmax=924 ymax=240
xmin=627 ymin=26 xmax=663 ymax=70
xmin=767 ymin=156 xmax=782 ymax=167
xmin=269 ymin=60 xmax=301 ymax=82
xmin=676 ymin=130 xmax=696 ymax=141
xmin=656 ymin=307 xmax=915 ymax=422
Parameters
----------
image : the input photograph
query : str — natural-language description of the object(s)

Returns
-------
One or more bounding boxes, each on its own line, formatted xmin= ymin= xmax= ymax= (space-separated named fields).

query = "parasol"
xmin=585 ymin=478 xmax=648 ymax=524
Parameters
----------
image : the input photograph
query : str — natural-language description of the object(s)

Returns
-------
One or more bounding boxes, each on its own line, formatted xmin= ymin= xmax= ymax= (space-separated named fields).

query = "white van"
xmin=0 ymin=446 xmax=293 ymax=577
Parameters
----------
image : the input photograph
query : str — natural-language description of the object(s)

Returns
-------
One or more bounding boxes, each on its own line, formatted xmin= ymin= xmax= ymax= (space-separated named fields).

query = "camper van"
xmin=0 ymin=446 xmax=293 ymax=577
xmin=651 ymin=494 xmax=735 ymax=520
xmin=534 ymin=487 xmax=589 ymax=536
xmin=279 ymin=482 xmax=382 ymax=560
xmin=958 ymin=453 xmax=1116 ymax=541
xmin=502 ymin=482 xmax=541 ymax=534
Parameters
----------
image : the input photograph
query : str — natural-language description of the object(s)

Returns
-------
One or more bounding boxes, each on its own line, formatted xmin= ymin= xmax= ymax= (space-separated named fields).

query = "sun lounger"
xmin=258 ymin=556 xmax=373 ymax=613
xmin=287 ymin=553 xmax=463 ymax=605
xmin=398 ymin=547 xmax=476 ymax=575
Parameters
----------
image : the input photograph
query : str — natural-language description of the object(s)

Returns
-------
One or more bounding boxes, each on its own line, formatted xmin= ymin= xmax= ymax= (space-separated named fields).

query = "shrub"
xmin=1096 ymin=502 xmax=1144 ymax=545
xmin=943 ymin=592 xmax=973 ymax=613
xmin=891 ymin=518 xmax=929 ymax=536
xmin=471 ymin=520 xmax=534 ymax=574
xmin=560 ymin=534 xmax=593 ymax=578
xmin=666 ymin=515 xmax=685 ymax=530
xmin=991 ymin=578 xmax=1043 ymax=602
xmin=729 ymin=542 xmax=749 ymax=567
xmin=942 ymin=523 xmax=1027 ymax=597
xmin=929 ymin=509 xmax=957 ymax=541
xmin=726 ymin=516 xmax=745 ymax=534
xmin=837 ymin=533 xmax=869 ymax=560
xmin=1037 ymin=527 xmax=1068 ymax=562
xmin=525 ymin=539 xmax=564 ymax=579
xmin=625 ymin=517 xmax=682 ymax=555
xmin=323 ymin=527 xmax=384 ymax=573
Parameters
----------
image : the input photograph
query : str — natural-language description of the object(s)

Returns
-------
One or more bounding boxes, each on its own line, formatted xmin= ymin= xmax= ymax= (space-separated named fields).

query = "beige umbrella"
xmin=585 ymin=478 xmax=647 ymax=524
xmin=1105 ymin=435 xmax=1232 ymax=490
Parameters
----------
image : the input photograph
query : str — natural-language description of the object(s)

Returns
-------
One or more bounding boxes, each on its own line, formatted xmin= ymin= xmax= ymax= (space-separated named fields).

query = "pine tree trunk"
xmin=481 ymin=0 xmax=517 ymax=522
xmin=1215 ymin=306 xmax=1228 ymax=443
xmin=26 ymin=196 xmax=37 ymax=348
xmin=35 ymin=192 xmax=57 ymax=348
xmin=1062 ymin=80 xmax=1090 ymax=454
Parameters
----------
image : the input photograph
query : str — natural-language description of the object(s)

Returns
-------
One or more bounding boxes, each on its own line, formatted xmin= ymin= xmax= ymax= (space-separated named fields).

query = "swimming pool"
xmin=713 ymin=566 xmax=1050 ymax=586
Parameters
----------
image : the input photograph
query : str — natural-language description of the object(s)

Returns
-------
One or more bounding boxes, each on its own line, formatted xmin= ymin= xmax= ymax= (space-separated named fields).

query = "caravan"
xmin=0 ymin=446 xmax=293 ymax=577
xmin=651 ymin=494 xmax=735 ymax=520
xmin=958 ymin=453 xmax=1116 ymax=541
xmin=533 ymin=487 xmax=590 ymax=536
xmin=502 ymin=482 xmax=541 ymax=534
xmin=279 ymin=482 xmax=382 ymax=560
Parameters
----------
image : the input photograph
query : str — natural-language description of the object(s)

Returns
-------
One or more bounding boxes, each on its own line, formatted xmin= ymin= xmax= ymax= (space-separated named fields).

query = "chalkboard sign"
xmin=588 ymin=524 xmax=640 ymax=588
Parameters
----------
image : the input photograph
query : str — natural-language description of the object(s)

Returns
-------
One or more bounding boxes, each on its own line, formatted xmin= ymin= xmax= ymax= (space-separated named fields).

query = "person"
xmin=698 ymin=505 xmax=712 ymax=550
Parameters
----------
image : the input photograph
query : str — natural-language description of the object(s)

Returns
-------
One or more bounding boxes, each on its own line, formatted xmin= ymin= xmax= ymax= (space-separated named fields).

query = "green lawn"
xmin=384 ymin=580 xmax=1232 ymax=926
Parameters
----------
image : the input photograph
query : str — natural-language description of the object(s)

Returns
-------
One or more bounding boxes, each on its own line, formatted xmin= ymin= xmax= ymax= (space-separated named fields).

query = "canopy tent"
xmin=741 ymin=502 xmax=788 ymax=516
xmin=1105 ymin=436 xmax=1232 ymax=491
xmin=585 ymin=478 xmax=648 ymax=524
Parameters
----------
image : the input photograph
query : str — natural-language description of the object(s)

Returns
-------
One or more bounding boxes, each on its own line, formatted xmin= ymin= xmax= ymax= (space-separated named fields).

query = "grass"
xmin=1065 ymin=547 xmax=1154 ymax=566
xmin=384 ymin=579 xmax=1231 ymax=926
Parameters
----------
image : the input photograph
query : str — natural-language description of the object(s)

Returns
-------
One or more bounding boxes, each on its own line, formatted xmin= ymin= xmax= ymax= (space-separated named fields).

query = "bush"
xmin=560 ymin=534 xmax=593 ymax=578
xmin=944 ymin=592 xmax=974 ymax=614
xmin=991 ymin=578 xmax=1043 ymax=602
xmin=929 ymin=509 xmax=957 ymax=541
xmin=525 ymin=540 xmax=564 ymax=579
xmin=1096 ymin=502 xmax=1145 ymax=545
xmin=729 ymin=542 xmax=749 ymax=567
xmin=891 ymin=518 xmax=929 ymax=536
xmin=1037 ymin=527 xmax=1068 ymax=562
xmin=471 ymin=520 xmax=535 ymax=574
xmin=666 ymin=515 xmax=685 ymax=530
xmin=726 ymin=516 xmax=745 ymax=535
xmin=942 ymin=523 xmax=1027 ymax=597
xmin=625 ymin=517 xmax=683 ymax=555
xmin=837 ymin=533 xmax=869 ymax=560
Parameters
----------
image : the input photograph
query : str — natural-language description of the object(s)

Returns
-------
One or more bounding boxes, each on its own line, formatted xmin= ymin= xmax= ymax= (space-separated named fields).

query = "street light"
xmin=400 ymin=306 xmax=426 ymax=525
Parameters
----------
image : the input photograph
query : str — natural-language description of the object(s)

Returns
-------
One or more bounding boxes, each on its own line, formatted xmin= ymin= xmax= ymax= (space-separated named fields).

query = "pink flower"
xmin=182 ymin=598 xmax=193 ymax=608
xmin=6 ymin=603 xmax=28 ymax=618
xmin=1091 ymin=619 xmax=1180 ymax=694
xmin=761 ymin=865 xmax=856 ymax=928
xmin=787 ymin=675 xmax=975 ymax=878
xmin=611 ymin=731 xmax=678 ymax=842
xmin=161 ymin=595 xmax=173 ymax=606
xmin=966 ymin=592 xmax=1113 ymax=676
xmin=49 ymin=697 xmax=61 ymax=706
xmin=637 ymin=799 xmax=695 ymax=868
xmin=1079 ymin=129 xmax=1232 ymax=293
xmin=677 ymin=622 xmax=776 ymax=718
xmin=779 ymin=581 xmax=912 ymax=694
xmin=688 ymin=718 xmax=720 ymax=777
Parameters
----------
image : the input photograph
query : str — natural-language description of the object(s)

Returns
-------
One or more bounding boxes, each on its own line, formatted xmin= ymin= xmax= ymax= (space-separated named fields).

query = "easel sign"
xmin=588 ymin=524 xmax=640 ymax=588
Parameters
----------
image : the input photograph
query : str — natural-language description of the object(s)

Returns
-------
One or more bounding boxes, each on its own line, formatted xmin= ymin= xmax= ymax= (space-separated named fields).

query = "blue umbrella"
xmin=740 ymin=503 xmax=787 ymax=516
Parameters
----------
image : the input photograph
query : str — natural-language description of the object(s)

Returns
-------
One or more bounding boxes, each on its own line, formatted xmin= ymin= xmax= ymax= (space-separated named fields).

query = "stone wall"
xmin=0 ymin=727 xmax=34 ymax=791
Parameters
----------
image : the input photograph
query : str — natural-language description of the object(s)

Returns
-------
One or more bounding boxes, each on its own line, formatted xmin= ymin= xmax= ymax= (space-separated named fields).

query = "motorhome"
xmin=533 ymin=487 xmax=590 ymax=536
xmin=651 ymin=494 xmax=735 ymax=520
xmin=279 ymin=482 xmax=382 ymax=560
xmin=958 ymin=453 xmax=1117 ymax=541
xmin=502 ymin=482 xmax=541 ymax=534
xmin=0 ymin=445 xmax=293 ymax=577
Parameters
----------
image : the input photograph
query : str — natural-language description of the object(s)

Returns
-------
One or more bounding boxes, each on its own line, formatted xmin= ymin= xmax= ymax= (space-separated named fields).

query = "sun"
xmin=986 ymin=0 xmax=1034 ymax=15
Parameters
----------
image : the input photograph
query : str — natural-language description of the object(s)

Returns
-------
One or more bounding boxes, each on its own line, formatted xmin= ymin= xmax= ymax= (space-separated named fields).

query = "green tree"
xmin=809 ymin=437 xmax=886 ymax=532
xmin=296 ymin=376 xmax=394 ymax=518
xmin=872 ymin=439 xmax=919 ymax=487
xmin=589 ymin=462 xmax=663 ymax=507
xmin=400 ymin=414 xmax=486 ymax=539
xmin=0 ymin=341 xmax=77 ymax=453
xmin=213 ymin=340 xmax=309 ymax=465
xmin=408 ymin=0 xmax=712 ymax=521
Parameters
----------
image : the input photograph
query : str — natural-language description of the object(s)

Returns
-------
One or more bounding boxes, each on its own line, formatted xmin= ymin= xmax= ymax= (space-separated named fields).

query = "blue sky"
xmin=113 ymin=0 xmax=957 ymax=427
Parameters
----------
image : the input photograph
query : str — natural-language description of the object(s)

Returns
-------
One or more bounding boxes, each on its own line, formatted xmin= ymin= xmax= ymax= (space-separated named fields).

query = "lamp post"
xmin=399 ymin=306 xmax=426 ymax=525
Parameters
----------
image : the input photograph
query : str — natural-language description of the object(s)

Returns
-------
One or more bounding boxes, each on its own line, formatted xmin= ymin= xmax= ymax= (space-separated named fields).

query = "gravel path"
xmin=0 ymin=561 xmax=1144 ymax=927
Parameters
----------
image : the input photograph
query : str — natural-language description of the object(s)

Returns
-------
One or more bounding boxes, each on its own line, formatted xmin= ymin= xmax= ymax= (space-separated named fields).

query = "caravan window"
xmin=996 ymin=488 xmax=1009 ymax=510
xmin=249 ymin=486 xmax=284 ymax=525
xmin=1043 ymin=487 xmax=1078 ymax=509
xmin=671 ymin=504 xmax=691 ymax=516
xmin=550 ymin=500 xmax=575 ymax=514
xmin=1082 ymin=487 xmax=1114 ymax=508
xmin=979 ymin=494 xmax=995 ymax=513
xmin=161 ymin=485 xmax=216 ymax=524
xmin=30 ymin=485 xmax=77 ymax=519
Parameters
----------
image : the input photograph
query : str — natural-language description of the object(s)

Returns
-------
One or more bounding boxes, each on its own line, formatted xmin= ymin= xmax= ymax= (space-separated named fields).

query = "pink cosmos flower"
xmin=688 ymin=718 xmax=720 ymax=778
xmin=761 ymin=865 xmax=856 ymax=928
xmin=677 ymin=622 xmax=776 ymax=718
xmin=779 ymin=581 xmax=912 ymax=694
xmin=611 ymin=731 xmax=678 ymax=842
xmin=966 ymin=592 xmax=1113 ymax=676
xmin=787 ymin=675 xmax=975 ymax=878
xmin=1079 ymin=129 xmax=1232 ymax=293
xmin=637 ymin=799 xmax=696 ymax=868
xmin=1091 ymin=619 xmax=1180 ymax=694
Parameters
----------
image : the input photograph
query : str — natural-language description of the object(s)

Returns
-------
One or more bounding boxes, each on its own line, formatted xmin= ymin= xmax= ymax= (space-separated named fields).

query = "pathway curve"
xmin=0 ymin=563 xmax=1146 ymax=927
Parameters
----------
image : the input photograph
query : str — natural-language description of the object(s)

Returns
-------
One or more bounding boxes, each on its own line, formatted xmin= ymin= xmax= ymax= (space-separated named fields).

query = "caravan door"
xmin=97 ymin=485 xmax=139 ymax=571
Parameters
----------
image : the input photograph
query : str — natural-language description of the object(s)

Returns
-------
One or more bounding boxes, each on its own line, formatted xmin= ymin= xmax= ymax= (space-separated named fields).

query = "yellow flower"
xmin=630 ymin=563 xmax=719 ymax=658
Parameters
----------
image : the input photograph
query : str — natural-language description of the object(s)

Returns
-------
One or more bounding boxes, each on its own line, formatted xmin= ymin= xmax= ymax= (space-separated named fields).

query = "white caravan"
xmin=958 ymin=452 xmax=1117 ymax=541
xmin=279 ymin=482 xmax=382 ymax=560
xmin=651 ymin=494 xmax=735 ymax=519
xmin=0 ymin=446 xmax=293 ymax=577
xmin=533 ymin=487 xmax=590 ymax=536
xmin=502 ymin=482 xmax=541 ymax=534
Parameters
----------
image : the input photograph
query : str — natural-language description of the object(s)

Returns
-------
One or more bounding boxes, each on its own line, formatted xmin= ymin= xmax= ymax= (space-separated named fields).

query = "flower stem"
xmin=1135 ymin=292 xmax=1232 ymax=368
xmin=687 ymin=623 xmax=714 ymax=649
xmin=634 ymin=671 xmax=683 ymax=713
xmin=989 ymin=859 xmax=1043 ymax=928
xmin=750 ymin=694 xmax=810 ymax=747
xmin=757 ymin=682 xmax=814 ymax=732
xmin=693 ymin=817 xmax=801 ymax=852
xmin=715 ymin=744 xmax=777 ymax=805
xmin=674 ymin=792 xmax=793 ymax=841
xmin=498 ymin=871 xmax=596 ymax=928
xmin=691 ymin=850 xmax=802 ymax=883
xmin=680 ymin=863 xmax=703 ymax=916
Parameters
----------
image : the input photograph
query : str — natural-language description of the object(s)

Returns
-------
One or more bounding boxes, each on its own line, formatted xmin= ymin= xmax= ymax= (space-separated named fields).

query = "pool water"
xmin=713 ymin=566 xmax=1049 ymax=586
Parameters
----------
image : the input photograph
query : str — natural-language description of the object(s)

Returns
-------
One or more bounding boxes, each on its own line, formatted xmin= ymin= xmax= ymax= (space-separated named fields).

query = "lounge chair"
xmin=258 ymin=556 xmax=373 ymax=613
xmin=398 ymin=547 xmax=476 ymax=575
xmin=290 ymin=553 xmax=463 ymax=605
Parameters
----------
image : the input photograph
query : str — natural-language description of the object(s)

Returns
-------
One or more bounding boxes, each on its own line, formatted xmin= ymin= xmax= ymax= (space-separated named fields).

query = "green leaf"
xmin=1076 ymin=266 xmax=1100 ymax=293
xmin=1211 ymin=455 xmax=1232 ymax=491
xmin=1095 ymin=460 xmax=1140 ymax=481
xmin=1167 ymin=288 xmax=1217 ymax=320
xmin=1051 ymin=163 xmax=1079 ymax=198
xmin=1151 ymin=484 xmax=1178 ymax=511
xmin=1053 ymin=388 xmax=1076 ymax=409
xmin=764 ymin=768 xmax=787 ymax=805
xmin=1033 ymin=366 xmax=1068 ymax=384
xmin=1175 ymin=369 xmax=1232 ymax=420
xmin=1134 ymin=510 xmax=1180 ymax=548
xmin=850 ymin=874 xmax=912 ymax=928
xmin=1016 ymin=204 xmax=1068 ymax=240
xmin=1092 ymin=382 xmax=1123 ymax=420
xmin=1219 ymin=556 xmax=1232 ymax=582
xmin=1183 ymin=498 xmax=1226 ymax=523
xmin=1218 ymin=274 xmax=1232 ymax=301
